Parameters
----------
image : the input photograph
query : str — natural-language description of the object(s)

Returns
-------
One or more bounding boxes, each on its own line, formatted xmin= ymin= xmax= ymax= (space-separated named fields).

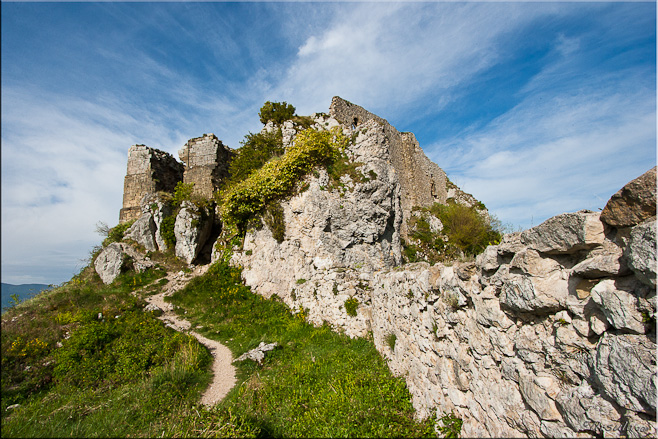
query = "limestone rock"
xmin=124 ymin=212 xmax=157 ymax=252
xmin=520 ymin=211 xmax=605 ymax=254
xmin=590 ymin=279 xmax=645 ymax=333
xmin=94 ymin=243 xmax=125 ymax=284
xmin=141 ymin=193 xmax=173 ymax=251
xmin=571 ymin=240 xmax=626 ymax=278
xmin=600 ymin=166 xmax=656 ymax=228
xmin=592 ymin=333 xmax=656 ymax=415
xmin=624 ymin=219 xmax=657 ymax=287
xmin=518 ymin=371 xmax=562 ymax=421
xmin=174 ymin=201 xmax=213 ymax=264
xmin=234 ymin=342 xmax=278 ymax=365
xmin=500 ymin=272 xmax=567 ymax=313
xmin=555 ymin=381 xmax=622 ymax=436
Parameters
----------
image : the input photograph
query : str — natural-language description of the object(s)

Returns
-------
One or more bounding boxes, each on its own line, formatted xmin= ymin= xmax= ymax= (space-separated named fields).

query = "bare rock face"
xmin=124 ymin=212 xmax=158 ymax=252
xmin=624 ymin=218 xmax=657 ymax=287
xmin=94 ymin=242 xmax=154 ymax=284
xmin=94 ymin=243 xmax=125 ymax=284
xmin=600 ymin=166 xmax=656 ymax=228
xmin=174 ymin=201 xmax=213 ymax=264
xmin=141 ymin=193 xmax=173 ymax=252
xmin=519 ymin=210 xmax=605 ymax=254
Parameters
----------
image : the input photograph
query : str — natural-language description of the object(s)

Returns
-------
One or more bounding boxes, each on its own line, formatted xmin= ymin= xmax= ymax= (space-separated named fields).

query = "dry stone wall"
xmin=232 ymin=102 xmax=657 ymax=438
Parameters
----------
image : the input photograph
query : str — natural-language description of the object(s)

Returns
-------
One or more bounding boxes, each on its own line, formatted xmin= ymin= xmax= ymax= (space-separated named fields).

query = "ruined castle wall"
xmin=119 ymin=145 xmax=184 ymax=223
xmin=330 ymin=96 xmax=447 ymax=238
xmin=178 ymin=134 xmax=233 ymax=199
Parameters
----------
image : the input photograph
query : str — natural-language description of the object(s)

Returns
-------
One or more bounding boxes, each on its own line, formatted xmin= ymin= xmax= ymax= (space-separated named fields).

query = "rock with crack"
xmin=233 ymin=342 xmax=279 ymax=365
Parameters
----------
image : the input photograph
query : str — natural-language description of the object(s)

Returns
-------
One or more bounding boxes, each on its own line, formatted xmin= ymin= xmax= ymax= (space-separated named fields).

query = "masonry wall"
xmin=178 ymin=134 xmax=234 ymax=199
xmin=119 ymin=145 xmax=184 ymax=223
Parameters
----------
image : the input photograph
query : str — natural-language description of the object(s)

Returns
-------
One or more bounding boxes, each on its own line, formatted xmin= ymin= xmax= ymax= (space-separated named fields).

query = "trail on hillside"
xmin=140 ymin=265 xmax=237 ymax=405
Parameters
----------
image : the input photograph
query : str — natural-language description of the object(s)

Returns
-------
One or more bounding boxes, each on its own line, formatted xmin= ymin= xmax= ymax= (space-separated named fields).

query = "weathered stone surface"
xmin=119 ymin=145 xmax=183 ymax=223
xmin=141 ymin=193 xmax=173 ymax=251
xmin=520 ymin=211 xmax=605 ymax=254
xmin=330 ymin=96 xmax=451 ymax=239
xmin=174 ymin=201 xmax=213 ymax=264
xmin=500 ymin=272 xmax=567 ymax=313
xmin=233 ymin=341 xmax=278 ymax=365
xmin=600 ymin=166 xmax=656 ymax=228
xmin=178 ymin=134 xmax=233 ymax=199
xmin=518 ymin=371 xmax=562 ymax=421
xmin=94 ymin=243 xmax=125 ymax=284
xmin=556 ymin=381 xmax=622 ymax=436
xmin=571 ymin=240 xmax=626 ymax=278
xmin=124 ymin=212 xmax=157 ymax=252
xmin=624 ymin=219 xmax=657 ymax=287
xmin=592 ymin=333 xmax=656 ymax=415
xmin=590 ymin=279 xmax=645 ymax=333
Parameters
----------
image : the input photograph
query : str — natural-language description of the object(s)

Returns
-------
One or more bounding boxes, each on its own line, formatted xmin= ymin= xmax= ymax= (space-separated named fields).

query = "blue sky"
xmin=2 ymin=1 xmax=656 ymax=285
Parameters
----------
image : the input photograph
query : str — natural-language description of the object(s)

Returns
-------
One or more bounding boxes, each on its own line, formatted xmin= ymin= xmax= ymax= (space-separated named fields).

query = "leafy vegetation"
xmin=166 ymin=258 xmax=437 ymax=438
xmin=404 ymin=201 xmax=501 ymax=264
xmin=226 ymin=130 xmax=285 ymax=186
xmin=220 ymin=127 xmax=350 ymax=233
xmin=344 ymin=297 xmax=359 ymax=317
xmin=258 ymin=101 xmax=296 ymax=125
xmin=438 ymin=411 xmax=463 ymax=439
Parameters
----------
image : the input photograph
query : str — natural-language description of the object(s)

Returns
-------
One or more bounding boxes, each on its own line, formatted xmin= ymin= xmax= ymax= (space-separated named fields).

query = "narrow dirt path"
xmin=140 ymin=265 xmax=237 ymax=405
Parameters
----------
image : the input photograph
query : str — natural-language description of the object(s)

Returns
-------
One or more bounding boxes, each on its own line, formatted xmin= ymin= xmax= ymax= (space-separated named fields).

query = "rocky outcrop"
xmin=174 ymin=201 xmax=214 ymax=264
xmin=600 ymin=166 xmax=656 ymax=227
xmin=329 ymin=97 xmax=453 ymax=238
xmin=94 ymin=242 xmax=155 ymax=284
xmin=231 ymin=102 xmax=657 ymax=437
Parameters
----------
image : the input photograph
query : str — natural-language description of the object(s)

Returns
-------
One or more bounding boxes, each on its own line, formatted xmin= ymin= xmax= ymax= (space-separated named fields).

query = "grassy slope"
xmin=1 ymin=254 xmax=436 ymax=438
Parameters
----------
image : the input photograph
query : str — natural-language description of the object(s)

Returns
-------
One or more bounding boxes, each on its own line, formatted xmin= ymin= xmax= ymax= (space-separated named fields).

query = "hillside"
xmin=2 ymin=98 xmax=656 ymax=438
xmin=1 ymin=284 xmax=51 ymax=313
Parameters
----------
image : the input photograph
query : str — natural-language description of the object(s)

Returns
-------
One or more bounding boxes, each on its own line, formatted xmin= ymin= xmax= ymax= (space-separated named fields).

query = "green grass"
xmin=2 ymin=257 xmax=438 ymax=438
xmin=166 ymin=259 xmax=437 ymax=437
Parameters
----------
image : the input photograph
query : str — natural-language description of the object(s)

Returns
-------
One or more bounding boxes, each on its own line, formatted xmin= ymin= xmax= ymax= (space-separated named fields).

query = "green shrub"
xmin=227 ymin=130 xmax=285 ymax=185
xmin=102 ymin=220 xmax=135 ymax=247
xmin=259 ymin=101 xmax=296 ymax=125
xmin=344 ymin=297 xmax=359 ymax=317
xmin=220 ymin=127 xmax=350 ymax=233
xmin=429 ymin=202 xmax=501 ymax=256
xmin=437 ymin=411 xmax=463 ymax=438
xmin=160 ymin=215 xmax=177 ymax=248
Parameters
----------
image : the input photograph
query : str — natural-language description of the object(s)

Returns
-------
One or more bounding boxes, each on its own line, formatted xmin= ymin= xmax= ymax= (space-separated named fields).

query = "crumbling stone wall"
xmin=330 ymin=96 xmax=448 ymax=238
xmin=119 ymin=145 xmax=184 ymax=223
xmin=178 ymin=134 xmax=234 ymax=199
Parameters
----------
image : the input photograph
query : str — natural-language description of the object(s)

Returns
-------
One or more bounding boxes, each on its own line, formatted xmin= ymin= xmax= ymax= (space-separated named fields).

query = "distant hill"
xmin=1 ymin=283 xmax=51 ymax=312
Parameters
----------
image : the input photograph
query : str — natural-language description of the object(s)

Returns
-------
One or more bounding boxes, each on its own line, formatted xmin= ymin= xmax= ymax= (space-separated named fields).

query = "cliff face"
xmin=104 ymin=97 xmax=657 ymax=438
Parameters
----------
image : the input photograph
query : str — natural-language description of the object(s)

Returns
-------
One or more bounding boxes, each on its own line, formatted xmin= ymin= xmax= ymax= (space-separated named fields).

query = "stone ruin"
xmin=178 ymin=134 xmax=233 ymax=200
xmin=119 ymin=145 xmax=184 ymax=223
xmin=119 ymin=135 xmax=233 ymax=223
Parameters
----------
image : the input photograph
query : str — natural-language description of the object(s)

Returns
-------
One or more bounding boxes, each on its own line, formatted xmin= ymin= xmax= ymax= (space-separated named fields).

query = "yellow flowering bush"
xmin=221 ymin=127 xmax=350 ymax=232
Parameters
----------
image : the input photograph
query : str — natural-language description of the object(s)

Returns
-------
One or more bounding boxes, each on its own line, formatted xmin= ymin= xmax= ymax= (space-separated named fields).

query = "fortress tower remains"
xmin=178 ymin=134 xmax=234 ymax=199
xmin=119 ymin=145 xmax=184 ymax=223
xmin=330 ymin=96 xmax=448 ymax=237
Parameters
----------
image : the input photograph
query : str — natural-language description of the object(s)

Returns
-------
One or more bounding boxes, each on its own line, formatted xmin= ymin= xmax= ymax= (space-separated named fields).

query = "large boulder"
xmin=94 ymin=243 xmax=125 ymax=284
xmin=520 ymin=211 xmax=604 ymax=254
xmin=590 ymin=279 xmax=646 ymax=333
xmin=600 ymin=167 xmax=656 ymax=228
xmin=123 ymin=212 xmax=158 ymax=252
xmin=624 ymin=219 xmax=657 ymax=287
xmin=174 ymin=201 xmax=213 ymax=264
xmin=94 ymin=242 xmax=155 ymax=284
